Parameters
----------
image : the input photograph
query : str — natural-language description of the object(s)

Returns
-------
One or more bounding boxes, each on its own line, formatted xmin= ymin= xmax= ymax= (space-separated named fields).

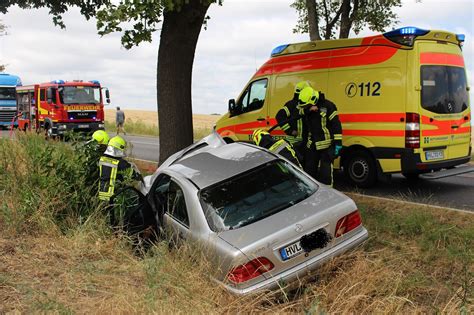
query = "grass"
xmin=104 ymin=119 xmax=213 ymax=141
xmin=1 ymin=133 xmax=473 ymax=313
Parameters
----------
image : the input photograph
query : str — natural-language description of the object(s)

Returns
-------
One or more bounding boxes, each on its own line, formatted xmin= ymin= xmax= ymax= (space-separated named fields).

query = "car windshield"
xmin=199 ymin=160 xmax=318 ymax=232
xmin=58 ymin=86 xmax=101 ymax=104
xmin=421 ymin=65 xmax=469 ymax=114
xmin=0 ymin=87 xmax=16 ymax=100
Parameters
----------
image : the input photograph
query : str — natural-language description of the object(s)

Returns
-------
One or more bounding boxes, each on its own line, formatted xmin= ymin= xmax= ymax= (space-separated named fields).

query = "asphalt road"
xmin=1 ymin=129 xmax=473 ymax=211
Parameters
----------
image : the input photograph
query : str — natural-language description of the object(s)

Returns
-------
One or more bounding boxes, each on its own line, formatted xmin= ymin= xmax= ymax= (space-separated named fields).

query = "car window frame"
xmin=165 ymin=179 xmax=190 ymax=228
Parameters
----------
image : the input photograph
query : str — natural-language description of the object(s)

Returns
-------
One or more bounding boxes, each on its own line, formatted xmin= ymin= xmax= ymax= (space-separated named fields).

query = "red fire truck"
xmin=16 ymin=80 xmax=109 ymax=136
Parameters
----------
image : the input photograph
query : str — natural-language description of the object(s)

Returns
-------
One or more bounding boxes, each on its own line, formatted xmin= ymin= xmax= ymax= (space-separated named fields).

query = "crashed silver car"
xmin=115 ymin=132 xmax=368 ymax=295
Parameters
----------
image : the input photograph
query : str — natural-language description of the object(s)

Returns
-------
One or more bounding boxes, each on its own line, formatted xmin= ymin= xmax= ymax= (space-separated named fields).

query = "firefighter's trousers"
xmin=304 ymin=147 xmax=334 ymax=187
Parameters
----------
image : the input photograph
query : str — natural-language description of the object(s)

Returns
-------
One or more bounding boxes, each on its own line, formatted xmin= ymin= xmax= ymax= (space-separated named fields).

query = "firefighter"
xmin=297 ymin=87 xmax=342 ymax=187
xmin=252 ymin=128 xmax=302 ymax=169
xmin=275 ymin=81 xmax=311 ymax=161
xmin=82 ymin=130 xmax=110 ymax=187
xmin=98 ymin=135 xmax=140 ymax=202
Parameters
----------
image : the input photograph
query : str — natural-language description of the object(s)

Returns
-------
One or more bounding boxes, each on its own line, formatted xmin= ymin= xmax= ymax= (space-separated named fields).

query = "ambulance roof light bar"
xmin=271 ymin=44 xmax=289 ymax=56
xmin=383 ymin=26 xmax=429 ymax=47
xmin=51 ymin=80 xmax=65 ymax=84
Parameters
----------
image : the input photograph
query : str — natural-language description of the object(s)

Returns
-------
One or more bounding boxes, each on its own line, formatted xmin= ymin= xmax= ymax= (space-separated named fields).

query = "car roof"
xmin=166 ymin=142 xmax=278 ymax=188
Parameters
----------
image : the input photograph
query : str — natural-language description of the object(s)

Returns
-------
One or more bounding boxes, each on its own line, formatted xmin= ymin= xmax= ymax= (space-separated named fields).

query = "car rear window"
xmin=421 ymin=65 xmax=469 ymax=114
xmin=199 ymin=160 xmax=317 ymax=232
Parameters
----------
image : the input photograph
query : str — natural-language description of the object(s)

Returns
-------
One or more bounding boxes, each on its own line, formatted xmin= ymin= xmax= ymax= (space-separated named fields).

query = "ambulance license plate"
xmin=280 ymin=241 xmax=303 ymax=261
xmin=425 ymin=150 xmax=444 ymax=161
xmin=78 ymin=124 xmax=89 ymax=128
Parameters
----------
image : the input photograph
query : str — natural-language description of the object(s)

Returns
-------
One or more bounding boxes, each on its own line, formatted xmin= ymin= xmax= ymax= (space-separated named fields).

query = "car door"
xmin=148 ymin=174 xmax=191 ymax=242
xmin=162 ymin=180 xmax=191 ymax=242
xmin=109 ymin=186 xmax=157 ymax=238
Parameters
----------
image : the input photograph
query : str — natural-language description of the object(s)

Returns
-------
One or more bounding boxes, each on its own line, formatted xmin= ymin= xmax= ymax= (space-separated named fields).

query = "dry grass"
xmin=1 ymin=194 xmax=472 ymax=313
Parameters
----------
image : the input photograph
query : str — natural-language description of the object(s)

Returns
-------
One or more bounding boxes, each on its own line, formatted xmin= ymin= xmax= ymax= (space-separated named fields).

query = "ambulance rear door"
xmin=417 ymin=42 xmax=471 ymax=162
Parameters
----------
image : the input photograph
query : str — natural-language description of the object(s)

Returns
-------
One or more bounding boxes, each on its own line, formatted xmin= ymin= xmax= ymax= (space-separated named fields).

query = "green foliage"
xmin=291 ymin=0 xmax=401 ymax=39
xmin=0 ymin=133 xmax=102 ymax=235
xmin=96 ymin=0 xmax=222 ymax=49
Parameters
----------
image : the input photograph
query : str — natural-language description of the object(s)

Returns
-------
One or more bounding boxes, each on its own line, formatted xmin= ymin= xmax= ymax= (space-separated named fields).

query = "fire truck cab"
xmin=17 ymin=80 xmax=109 ymax=136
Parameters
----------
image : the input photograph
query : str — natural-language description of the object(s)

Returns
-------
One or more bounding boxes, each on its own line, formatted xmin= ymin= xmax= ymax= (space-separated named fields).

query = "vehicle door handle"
xmin=451 ymin=125 xmax=459 ymax=129
xmin=257 ymin=117 xmax=266 ymax=121
xmin=464 ymin=116 xmax=469 ymax=121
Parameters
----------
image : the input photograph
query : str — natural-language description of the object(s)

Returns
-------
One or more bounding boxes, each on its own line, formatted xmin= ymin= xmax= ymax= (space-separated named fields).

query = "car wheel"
xmin=344 ymin=150 xmax=377 ymax=188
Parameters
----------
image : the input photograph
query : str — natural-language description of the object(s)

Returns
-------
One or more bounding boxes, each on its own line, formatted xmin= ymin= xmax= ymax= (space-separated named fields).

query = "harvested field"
xmin=104 ymin=109 xmax=221 ymax=130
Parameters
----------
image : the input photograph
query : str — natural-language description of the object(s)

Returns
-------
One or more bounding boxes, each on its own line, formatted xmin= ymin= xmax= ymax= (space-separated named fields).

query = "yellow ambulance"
xmin=215 ymin=27 xmax=472 ymax=187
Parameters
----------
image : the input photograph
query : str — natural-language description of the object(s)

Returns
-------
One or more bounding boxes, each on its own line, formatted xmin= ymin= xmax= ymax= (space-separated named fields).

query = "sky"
xmin=0 ymin=0 xmax=473 ymax=114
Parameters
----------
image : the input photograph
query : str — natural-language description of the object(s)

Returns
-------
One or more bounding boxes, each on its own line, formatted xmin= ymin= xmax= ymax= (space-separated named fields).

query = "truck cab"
xmin=18 ymin=80 xmax=110 ymax=136
xmin=0 ymin=73 xmax=22 ymax=129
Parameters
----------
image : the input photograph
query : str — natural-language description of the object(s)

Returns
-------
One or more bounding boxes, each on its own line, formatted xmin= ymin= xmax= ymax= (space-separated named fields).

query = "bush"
xmin=0 ymin=132 xmax=102 ymax=236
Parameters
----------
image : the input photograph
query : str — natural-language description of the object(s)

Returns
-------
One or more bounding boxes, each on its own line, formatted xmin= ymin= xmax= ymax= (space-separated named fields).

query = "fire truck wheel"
xmin=344 ymin=150 xmax=377 ymax=188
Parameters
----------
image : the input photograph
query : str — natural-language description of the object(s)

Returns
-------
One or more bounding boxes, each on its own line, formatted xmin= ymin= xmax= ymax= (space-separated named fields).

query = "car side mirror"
xmin=105 ymin=89 xmax=111 ymax=104
xmin=228 ymin=99 xmax=236 ymax=116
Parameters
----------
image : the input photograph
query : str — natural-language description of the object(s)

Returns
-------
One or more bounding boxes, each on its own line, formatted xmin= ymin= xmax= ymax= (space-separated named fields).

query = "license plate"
xmin=425 ymin=150 xmax=444 ymax=161
xmin=78 ymin=124 xmax=89 ymax=128
xmin=280 ymin=241 xmax=303 ymax=261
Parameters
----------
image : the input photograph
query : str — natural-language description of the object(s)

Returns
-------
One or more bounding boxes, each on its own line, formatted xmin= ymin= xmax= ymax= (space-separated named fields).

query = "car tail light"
xmin=335 ymin=210 xmax=362 ymax=238
xmin=405 ymin=112 xmax=420 ymax=149
xmin=227 ymin=257 xmax=274 ymax=284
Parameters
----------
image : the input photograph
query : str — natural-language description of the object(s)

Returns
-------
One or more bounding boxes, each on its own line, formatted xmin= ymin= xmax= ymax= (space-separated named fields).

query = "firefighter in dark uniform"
xmin=252 ymin=129 xmax=302 ymax=169
xmin=275 ymin=81 xmax=311 ymax=161
xmin=297 ymin=87 xmax=342 ymax=187
xmin=98 ymin=135 xmax=139 ymax=202
xmin=82 ymin=130 xmax=110 ymax=187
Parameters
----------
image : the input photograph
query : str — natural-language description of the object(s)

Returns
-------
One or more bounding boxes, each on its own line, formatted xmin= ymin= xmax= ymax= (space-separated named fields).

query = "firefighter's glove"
xmin=334 ymin=145 xmax=342 ymax=157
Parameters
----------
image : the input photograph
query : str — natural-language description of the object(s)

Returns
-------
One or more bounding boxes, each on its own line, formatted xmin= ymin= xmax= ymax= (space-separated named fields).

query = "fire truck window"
xmin=40 ymin=89 xmax=46 ymax=101
xmin=238 ymin=78 xmax=268 ymax=114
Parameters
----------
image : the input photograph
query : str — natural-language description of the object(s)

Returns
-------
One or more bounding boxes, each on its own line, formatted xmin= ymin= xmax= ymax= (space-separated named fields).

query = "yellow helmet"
xmin=294 ymin=81 xmax=311 ymax=95
xmin=252 ymin=128 xmax=269 ymax=146
xmin=108 ymin=136 xmax=126 ymax=151
xmin=297 ymin=87 xmax=320 ymax=109
xmin=91 ymin=130 xmax=110 ymax=145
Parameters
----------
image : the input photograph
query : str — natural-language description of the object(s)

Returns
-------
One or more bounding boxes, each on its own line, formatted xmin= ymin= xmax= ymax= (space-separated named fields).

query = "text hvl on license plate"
xmin=426 ymin=150 xmax=444 ymax=161
xmin=280 ymin=241 xmax=303 ymax=261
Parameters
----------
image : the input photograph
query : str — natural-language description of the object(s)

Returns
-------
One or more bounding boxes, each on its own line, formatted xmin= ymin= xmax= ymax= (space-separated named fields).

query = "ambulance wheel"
xmin=344 ymin=150 xmax=377 ymax=188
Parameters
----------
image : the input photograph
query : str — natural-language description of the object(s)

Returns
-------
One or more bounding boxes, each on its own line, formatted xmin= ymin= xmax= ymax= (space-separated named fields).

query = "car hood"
xmin=217 ymin=186 xmax=355 ymax=251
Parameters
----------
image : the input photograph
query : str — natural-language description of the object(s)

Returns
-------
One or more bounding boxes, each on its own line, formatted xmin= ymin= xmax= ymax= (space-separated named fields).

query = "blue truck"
xmin=0 ymin=73 xmax=22 ymax=128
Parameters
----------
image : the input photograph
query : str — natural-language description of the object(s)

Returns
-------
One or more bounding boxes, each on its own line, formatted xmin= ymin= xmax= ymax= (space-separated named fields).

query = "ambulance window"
xmin=421 ymin=66 xmax=468 ymax=114
xmin=238 ymin=79 xmax=268 ymax=113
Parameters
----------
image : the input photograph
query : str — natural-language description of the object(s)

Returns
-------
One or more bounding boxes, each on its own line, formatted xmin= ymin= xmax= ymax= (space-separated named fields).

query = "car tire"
xmin=344 ymin=150 xmax=377 ymax=188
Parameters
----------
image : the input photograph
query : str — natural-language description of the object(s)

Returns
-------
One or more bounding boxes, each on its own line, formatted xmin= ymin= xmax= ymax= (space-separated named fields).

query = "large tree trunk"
xmin=339 ymin=0 xmax=352 ymax=38
xmin=157 ymin=1 xmax=210 ymax=164
xmin=305 ymin=0 xmax=321 ymax=41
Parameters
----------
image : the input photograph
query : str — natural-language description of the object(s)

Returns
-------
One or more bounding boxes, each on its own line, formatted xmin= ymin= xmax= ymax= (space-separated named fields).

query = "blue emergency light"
xmin=89 ymin=80 xmax=100 ymax=85
xmin=456 ymin=34 xmax=465 ymax=43
xmin=51 ymin=80 xmax=65 ymax=84
xmin=383 ymin=26 xmax=429 ymax=46
xmin=271 ymin=44 xmax=289 ymax=56
xmin=384 ymin=26 xmax=429 ymax=38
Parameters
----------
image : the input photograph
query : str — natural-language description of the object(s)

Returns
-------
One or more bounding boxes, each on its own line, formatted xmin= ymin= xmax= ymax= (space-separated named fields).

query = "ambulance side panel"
xmin=327 ymin=48 xmax=408 ymax=173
